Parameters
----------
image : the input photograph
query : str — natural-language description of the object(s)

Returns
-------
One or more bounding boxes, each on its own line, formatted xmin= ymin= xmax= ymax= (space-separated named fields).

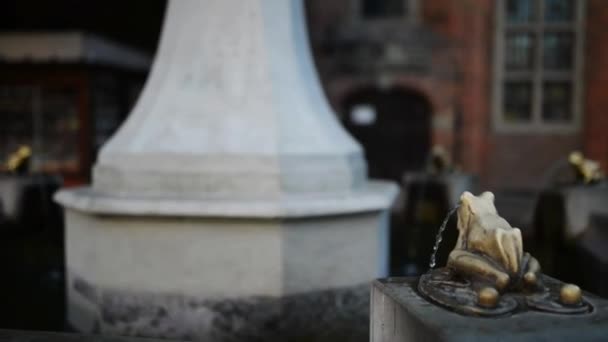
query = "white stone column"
xmin=55 ymin=0 xmax=397 ymax=340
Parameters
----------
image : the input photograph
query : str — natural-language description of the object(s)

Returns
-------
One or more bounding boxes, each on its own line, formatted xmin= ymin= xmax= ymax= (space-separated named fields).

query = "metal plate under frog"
xmin=418 ymin=268 xmax=594 ymax=317
xmin=418 ymin=191 xmax=595 ymax=317
xmin=418 ymin=268 xmax=518 ymax=317
xmin=526 ymin=278 xmax=593 ymax=315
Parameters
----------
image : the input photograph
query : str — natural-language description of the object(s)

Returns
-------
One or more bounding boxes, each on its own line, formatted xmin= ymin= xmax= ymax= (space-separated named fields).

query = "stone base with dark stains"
xmin=371 ymin=277 xmax=608 ymax=342
xmin=69 ymin=275 xmax=370 ymax=342
xmin=0 ymin=329 xmax=182 ymax=342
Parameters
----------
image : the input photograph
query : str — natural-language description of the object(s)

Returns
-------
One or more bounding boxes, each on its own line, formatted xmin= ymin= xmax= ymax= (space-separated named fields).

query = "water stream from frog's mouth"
xmin=428 ymin=204 xmax=460 ymax=269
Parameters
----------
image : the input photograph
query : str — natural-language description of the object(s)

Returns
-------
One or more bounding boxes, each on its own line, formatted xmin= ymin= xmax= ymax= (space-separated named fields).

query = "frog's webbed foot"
xmin=520 ymin=252 xmax=541 ymax=289
xmin=447 ymin=250 xmax=510 ymax=291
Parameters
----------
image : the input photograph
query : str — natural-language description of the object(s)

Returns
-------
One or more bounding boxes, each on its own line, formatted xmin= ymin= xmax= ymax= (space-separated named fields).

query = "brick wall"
xmin=486 ymin=134 xmax=580 ymax=189
xmin=421 ymin=0 xmax=493 ymax=179
xmin=584 ymin=0 xmax=608 ymax=170
xmin=307 ymin=0 xmax=606 ymax=191
xmin=486 ymin=0 xmax=608 ymax=190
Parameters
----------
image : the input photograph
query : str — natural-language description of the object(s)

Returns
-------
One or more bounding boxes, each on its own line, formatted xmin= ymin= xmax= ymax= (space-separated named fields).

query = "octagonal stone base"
xmin=57 ymin=182 xmax=396 ymax=341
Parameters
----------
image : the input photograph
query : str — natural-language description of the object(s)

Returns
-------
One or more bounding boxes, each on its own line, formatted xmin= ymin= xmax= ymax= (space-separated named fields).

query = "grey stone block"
xmin=71 ymin=275 xmax=370 ymax=342
xmin=371 ymin=277 xmax=608 ymax=342
xmin=0 ymin=329 xmax=180 ymax=342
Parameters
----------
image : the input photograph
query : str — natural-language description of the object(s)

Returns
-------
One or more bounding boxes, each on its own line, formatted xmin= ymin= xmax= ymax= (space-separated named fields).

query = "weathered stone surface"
xmin=61 ymin=206 xmax=385 ymax=341
xmin=71 ymin=275 xmax=370 ymax=342
xmin=55 ymin=181 xmax=396 ymax=219
xmin=54 ymin=1 xmax=397 ymax=340
xmin=371 ymin=278 xmax=608 ymax=342
xmin=90 ymin=0 xmax=368 ymax=200
xmin=62 ymin=210 xmax=385 ymax=300
xmin=0 ymin=329 xmax=180 ymax=342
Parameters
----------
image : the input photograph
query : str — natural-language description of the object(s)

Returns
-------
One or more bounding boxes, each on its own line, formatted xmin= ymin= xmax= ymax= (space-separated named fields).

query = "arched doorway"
xmin=342 ymin=86 xmax=432 ymax=182
xmin=342 ymin=86 xmax=435 ymax=276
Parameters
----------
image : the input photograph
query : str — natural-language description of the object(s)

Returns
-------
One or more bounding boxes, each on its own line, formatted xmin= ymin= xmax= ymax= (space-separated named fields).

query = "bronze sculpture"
xmin=569 ymin=151 xmax=604 ymax=184
xmin=6 ymin=145 xmax=31 ymax=174
xmin=419 ymin=191 xmax=592 ymax=316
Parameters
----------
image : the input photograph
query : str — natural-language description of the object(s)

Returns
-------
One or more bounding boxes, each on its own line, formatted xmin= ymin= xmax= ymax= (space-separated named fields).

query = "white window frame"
xmin=492 ymin=0 xmax=586 ymax=133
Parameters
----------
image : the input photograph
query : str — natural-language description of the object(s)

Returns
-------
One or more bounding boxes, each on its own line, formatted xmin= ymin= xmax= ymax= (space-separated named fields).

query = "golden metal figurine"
xmin=427 ymin=145 xmax=452 ymax=175
xmin=447 ymin=192 xmax=540 ymax=291
xmin=6 ymin=145 xmax=32 ymax=174
xmin=419 ymin=191 xmax=590 ymax=316
xmin=569 ymin=151 xmax=603 ymax=184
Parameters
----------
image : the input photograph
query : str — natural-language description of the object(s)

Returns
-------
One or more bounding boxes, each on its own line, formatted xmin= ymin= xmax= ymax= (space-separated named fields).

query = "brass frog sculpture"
xmin=448 ymin=191 xmax=540 ymax=291
xmin=419 ymin=191 xmax=592 ymax=316
xmin=569 ymin=151 xmax=604 ymax=184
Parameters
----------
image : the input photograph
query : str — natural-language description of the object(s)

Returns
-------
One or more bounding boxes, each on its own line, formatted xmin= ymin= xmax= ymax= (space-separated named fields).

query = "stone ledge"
xmin=371 ymin=277 xmax=608 ymax=342
xmin=0 ymin=329 xmax=179 ymax=342
xmin=54 ymin=181 xmax=398 ymax=219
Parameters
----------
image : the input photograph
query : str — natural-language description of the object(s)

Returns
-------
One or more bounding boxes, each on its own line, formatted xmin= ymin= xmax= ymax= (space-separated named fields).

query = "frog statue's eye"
xmin=480 ymin=191 xmax=495 ymax=203
xmin=459 ymin=191 xmax=474 ymax=204
xmin=459 ymin=191 xmax=478 ymax=216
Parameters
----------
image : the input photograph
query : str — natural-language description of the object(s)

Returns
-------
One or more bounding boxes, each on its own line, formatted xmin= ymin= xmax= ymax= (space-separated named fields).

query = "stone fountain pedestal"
xmin=54 ymin=0 xmax=397 ymax=341
xmin=534 ymin=185 xmax=608 ymax=282
xmin=57 ymin=189 xmax=395 ymax=341
xmin=371 ymin=278 xmax=608 ymax=342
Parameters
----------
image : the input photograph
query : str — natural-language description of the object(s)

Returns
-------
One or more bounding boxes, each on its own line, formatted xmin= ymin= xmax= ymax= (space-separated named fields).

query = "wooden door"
xmin=342 ymin=86 xmax=431 ymax=182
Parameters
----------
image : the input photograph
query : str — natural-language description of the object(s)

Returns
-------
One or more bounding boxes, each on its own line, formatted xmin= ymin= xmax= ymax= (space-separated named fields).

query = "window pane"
xmin=543 ymin=32 xmax=573 ymax=70
xmin=505 ymin=33 xmax=535 ymax=70
xmin=542 ymin=81 xmax=572 ymax=122
xmin=0 ymin=85 xmax=80 ymax=172
xmin=506 ymin=0 xmax=536 ymax=23
xmin=544 ymin=0 xmax=574 ymax=22
xmin=362 ymin=0 xmax=405 ymax=18
xmin=0 ymin=85 xmax=35 ymax=169
xmin=37 ymin=87 xmax=80 ymax=172
xmin=504 ymin=81 xmax=533 ymax=122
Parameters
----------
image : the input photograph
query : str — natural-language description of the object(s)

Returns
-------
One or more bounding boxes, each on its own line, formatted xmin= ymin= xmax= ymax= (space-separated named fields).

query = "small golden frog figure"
xmin=568 ymin=151 xmax=604 ymax=185
xmin=419 ymin=191 xmax=592 ymax=316
xmin=447 ymin=191 xmax=540 ymax=292
xmin=6 ymin=145 xmax=32 ymax=175
xmin=427 ymin=145 xmax=452 ymax=175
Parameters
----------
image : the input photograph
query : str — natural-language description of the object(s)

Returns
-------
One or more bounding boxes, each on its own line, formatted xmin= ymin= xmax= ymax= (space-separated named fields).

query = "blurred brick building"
xmin=2 ymin=0 xmax=606 ymax=194
xmin=306 ymin=0 xmax=605 ymax=193
xmin=0 ymin=32 xmax=151 ymax=185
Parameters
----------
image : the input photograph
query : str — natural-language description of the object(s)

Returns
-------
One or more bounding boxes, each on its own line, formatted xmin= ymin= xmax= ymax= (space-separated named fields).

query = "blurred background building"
xmin=0 ymin=32 xmax=150 ymax=184
xmin=1 ymin=0 xmax=607 ymax=336
xmin=2 ymin=0 xmax=605 ymax=194
xmin=0 ymin=0 xmax=164 ymax=331
xmin=307 ymin=0 xmax=607 ymax=224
